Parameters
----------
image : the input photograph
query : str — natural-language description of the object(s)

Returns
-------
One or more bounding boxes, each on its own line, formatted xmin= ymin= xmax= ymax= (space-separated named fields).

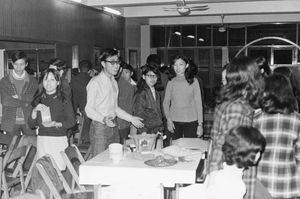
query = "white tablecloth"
xmin=79 ymin=139 xmax=209 ymax=187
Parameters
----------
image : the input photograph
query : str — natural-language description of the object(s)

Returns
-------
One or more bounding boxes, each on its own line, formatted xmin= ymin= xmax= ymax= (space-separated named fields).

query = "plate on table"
xmin=144 ymin=155 xmax=177 ymax=167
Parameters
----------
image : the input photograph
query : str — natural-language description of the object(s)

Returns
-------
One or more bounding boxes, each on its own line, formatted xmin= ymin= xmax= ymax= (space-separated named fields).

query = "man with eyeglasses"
xmin=85 ymin=48 xmax=144 ymax=157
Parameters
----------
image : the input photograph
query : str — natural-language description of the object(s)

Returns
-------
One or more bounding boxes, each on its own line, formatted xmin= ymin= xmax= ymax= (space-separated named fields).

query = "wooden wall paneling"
xmin=0 ymin=0 xmax=125 ymax=48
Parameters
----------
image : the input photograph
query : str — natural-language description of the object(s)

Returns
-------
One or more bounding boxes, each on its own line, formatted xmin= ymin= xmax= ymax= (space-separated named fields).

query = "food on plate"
xmin=161 ymin=145 xmax=191 ymax=157
xmin=144 ymin=155 xmax=177 ymax=167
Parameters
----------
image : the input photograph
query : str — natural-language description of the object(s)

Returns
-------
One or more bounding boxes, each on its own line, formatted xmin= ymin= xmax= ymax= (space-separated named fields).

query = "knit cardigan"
xmin=0 ymin=72 xmax=38 ymax=134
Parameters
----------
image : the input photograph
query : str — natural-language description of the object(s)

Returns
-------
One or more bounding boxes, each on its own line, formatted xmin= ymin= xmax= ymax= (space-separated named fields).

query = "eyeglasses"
xmin=146 ymin=74 xmax=158 ymax=79
xmin=105 ymin=60 xmax=121 ymax=65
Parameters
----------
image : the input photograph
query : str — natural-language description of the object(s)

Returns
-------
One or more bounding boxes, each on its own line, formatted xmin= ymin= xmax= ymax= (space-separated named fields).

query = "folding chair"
xmin=35 ymin=155 xmax=93 ymax=199
xmin=1 ymin=144 xmax=32 ymax=199
xmin=60 ymin=144 xmax=88 ymax=192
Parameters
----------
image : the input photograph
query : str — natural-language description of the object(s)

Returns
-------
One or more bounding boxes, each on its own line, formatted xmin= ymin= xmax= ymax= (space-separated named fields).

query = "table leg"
xmin=94 ymin=184 xmax=101 ymax=199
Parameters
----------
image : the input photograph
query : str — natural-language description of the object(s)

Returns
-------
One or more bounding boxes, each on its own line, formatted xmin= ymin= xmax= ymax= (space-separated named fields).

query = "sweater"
xmin=0 ymin=71 xmax=38 ymax=134
xmin=28 ymin=93 xmax=76 ymax=137
xmin=163 ymin=76 xmax=203 ymax=123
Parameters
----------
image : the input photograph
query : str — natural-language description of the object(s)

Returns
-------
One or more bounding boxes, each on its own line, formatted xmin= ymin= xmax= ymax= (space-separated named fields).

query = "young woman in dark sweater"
xmin=28 ymin=68 xmax=75 ymax=170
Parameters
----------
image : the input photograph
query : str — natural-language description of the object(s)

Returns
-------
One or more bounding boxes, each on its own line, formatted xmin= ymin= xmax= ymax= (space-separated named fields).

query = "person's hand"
xmin=33 ymin=104 xmax=48 ymax=112
xmin=32 ymin=104 xmax=48 ymax=119
xmin=130 ymin=116 xmax=144 ymax=128
xmin=167 ymin=119 xmax=175 ymax=133
xmin=197 ymin=125 xmax=203 ymax=137
xmin=103 ymin=115 xmax=116 ymax=127
xmin=42 ymin=121 xmax=56 ymax=127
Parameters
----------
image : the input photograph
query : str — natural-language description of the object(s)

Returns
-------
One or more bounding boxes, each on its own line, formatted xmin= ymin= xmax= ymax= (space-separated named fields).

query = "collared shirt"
xmin=254 ymin=112 xmax=300 ymax=198
xmin=85 ymin=71 xmax=133 ymax=124
xmin=85 ymin=72 xmax=118 ymax=123
xmin=208 ymin=98 xmax=256 ymax=199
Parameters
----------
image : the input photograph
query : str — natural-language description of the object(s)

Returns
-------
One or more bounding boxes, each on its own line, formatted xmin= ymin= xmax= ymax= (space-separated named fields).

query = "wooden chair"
xmin=35 ymin=155 xmax=93 ymax=199
xmin=1 ymin=144 xmax=32 ymax=199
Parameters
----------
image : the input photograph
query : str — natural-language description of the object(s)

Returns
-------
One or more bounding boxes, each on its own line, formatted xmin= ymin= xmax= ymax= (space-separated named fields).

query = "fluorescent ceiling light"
xmin=174 ymin=31 xmax=181 ymax=36
xmin=70 ymin=0 xmax=81 ymax=2
xmin=187 ymin=35 xmax=195 ymax=39
xmin=198 ymin=38 xmax=204 ymax=42
xmin=104 ymin=7 xmax=121 ymax=15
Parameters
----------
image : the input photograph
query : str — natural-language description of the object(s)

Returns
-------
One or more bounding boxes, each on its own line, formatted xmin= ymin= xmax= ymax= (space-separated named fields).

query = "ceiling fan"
xmin=208 ymin=15 xmax=250 ymax=32
xmin=163 ymin=0 xmax=209 ymax=16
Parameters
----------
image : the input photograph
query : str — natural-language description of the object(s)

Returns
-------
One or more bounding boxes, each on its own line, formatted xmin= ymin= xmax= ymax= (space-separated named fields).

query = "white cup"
xmin=109 ymin=143 xmax=123 ymax=164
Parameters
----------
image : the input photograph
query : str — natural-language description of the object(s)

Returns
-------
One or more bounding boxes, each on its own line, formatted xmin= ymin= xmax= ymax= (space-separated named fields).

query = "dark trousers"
xmin=89 ymin=120 xmax=119 ymax=157
xmin=172 ymin=120 xmax=198 ymax=140
xmin=119 ymin=127 xmax=130 ymax=144
xmin=81 ymin=114 xmax=91 ymax=142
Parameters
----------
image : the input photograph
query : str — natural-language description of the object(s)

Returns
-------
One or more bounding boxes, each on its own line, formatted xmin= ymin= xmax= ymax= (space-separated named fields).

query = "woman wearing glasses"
xmin=163 ymin=55 xmax=203 ymax=140
xmin=133 ymin=63 xmax=164 ymax=134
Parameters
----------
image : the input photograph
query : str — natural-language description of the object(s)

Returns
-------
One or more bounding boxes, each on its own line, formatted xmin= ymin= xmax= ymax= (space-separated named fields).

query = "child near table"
xmin=178 ymin=126 xmax=266 ymax=199
xmin=28 ymin=68 xmax=76 ymax=170
xmin=133 ymin=63 xmax=163 ymax=134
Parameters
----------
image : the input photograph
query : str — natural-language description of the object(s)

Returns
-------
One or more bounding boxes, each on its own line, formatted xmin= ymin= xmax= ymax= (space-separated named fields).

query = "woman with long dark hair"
xmin=208 ymin=56 xmax=263 ymax=199
xmin=28 ymin=68 xmax=75 ymax=170
xmin=163 ymin=55 xmax=203 ymax=139
xmin=254 ymin=74 xmax=300 ymax=199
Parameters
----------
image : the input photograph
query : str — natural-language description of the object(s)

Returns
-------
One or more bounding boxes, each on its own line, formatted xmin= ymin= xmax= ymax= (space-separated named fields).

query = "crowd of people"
xmin=0 ymin=48 xmax=300 ymax=199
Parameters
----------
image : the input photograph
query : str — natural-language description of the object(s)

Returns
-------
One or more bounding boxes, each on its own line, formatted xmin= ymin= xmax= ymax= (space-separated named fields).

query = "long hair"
xmin=31 ymin=68 xmax=65 ymax=107
xmin=137 ymin=63 xmax=160 ymax=92
xmin=216 ymin=56 xmax=263 ymax=108
xmin=169 ymin=55 xmax=196 ymax=85
xmin=260 ymin=73 xmax=297 ymax=114
xmin=222 ymin=126 xmax=266 ymax=169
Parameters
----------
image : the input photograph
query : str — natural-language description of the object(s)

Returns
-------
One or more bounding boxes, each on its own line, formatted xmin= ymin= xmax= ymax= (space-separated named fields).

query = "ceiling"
xmin=84 ymin=0 xmax=300 ymax=18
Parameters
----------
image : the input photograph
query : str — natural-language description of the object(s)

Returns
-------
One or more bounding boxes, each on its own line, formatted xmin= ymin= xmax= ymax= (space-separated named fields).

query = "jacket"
xmin=0 ymin=72 xmax=38 ymax=134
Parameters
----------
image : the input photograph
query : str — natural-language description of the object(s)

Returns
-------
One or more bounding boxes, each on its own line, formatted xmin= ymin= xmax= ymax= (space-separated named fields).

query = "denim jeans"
xmin=90 ymin=120 xmax=120 ymax=157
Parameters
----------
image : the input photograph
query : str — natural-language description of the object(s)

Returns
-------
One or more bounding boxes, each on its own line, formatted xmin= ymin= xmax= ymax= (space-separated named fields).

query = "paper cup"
xmin=109 ymin=143 xmax=123 ymax=163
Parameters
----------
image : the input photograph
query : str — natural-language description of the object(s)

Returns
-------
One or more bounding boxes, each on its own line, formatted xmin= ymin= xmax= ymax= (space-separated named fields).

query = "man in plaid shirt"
xmin=207 ymin=56 xmax=263 ymax=199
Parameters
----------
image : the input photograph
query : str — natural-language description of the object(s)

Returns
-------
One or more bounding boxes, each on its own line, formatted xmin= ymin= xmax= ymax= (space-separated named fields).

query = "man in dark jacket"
xmin=0 ymin=50 xmax=38 ymax=145
xmin=70 ymin=60 xmax=92 ymax=143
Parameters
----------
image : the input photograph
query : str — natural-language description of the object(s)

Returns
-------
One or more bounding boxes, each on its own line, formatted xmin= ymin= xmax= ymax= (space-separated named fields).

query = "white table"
xmin=79 ymin=138 xmax=208 ymax=198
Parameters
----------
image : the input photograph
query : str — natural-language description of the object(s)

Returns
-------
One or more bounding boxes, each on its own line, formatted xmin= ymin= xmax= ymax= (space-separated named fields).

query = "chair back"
xmin=61 ymin=144 xmax=86 ymax=191
xmin=9 ymin=190 xmax=46 ymax=199
xmin=3 ymin=145 xmax=27 ymax=168
xmin=32 ymin=155 xmax=72 ymax=199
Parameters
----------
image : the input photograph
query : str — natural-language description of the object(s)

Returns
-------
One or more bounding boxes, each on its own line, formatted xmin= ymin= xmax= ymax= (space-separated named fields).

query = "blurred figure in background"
xmin=256 ymin=56 xmax=271 ymax=78
xmin=273 ymin=66 xmax=300 ymax=111
xmin=48 ymin=58 xmax=72 ymax=99
xmin=117 ymin=62 xmax=137 ymax=143
xmin=70 ymin=60 xmax=92 ymax=143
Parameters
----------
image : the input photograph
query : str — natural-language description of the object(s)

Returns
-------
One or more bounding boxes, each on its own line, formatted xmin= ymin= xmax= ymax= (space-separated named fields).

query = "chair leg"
xmin=24 ymin=154 xmax=37 ymax=190
xmin=2 ymin=171 xmax=9 ymax=199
